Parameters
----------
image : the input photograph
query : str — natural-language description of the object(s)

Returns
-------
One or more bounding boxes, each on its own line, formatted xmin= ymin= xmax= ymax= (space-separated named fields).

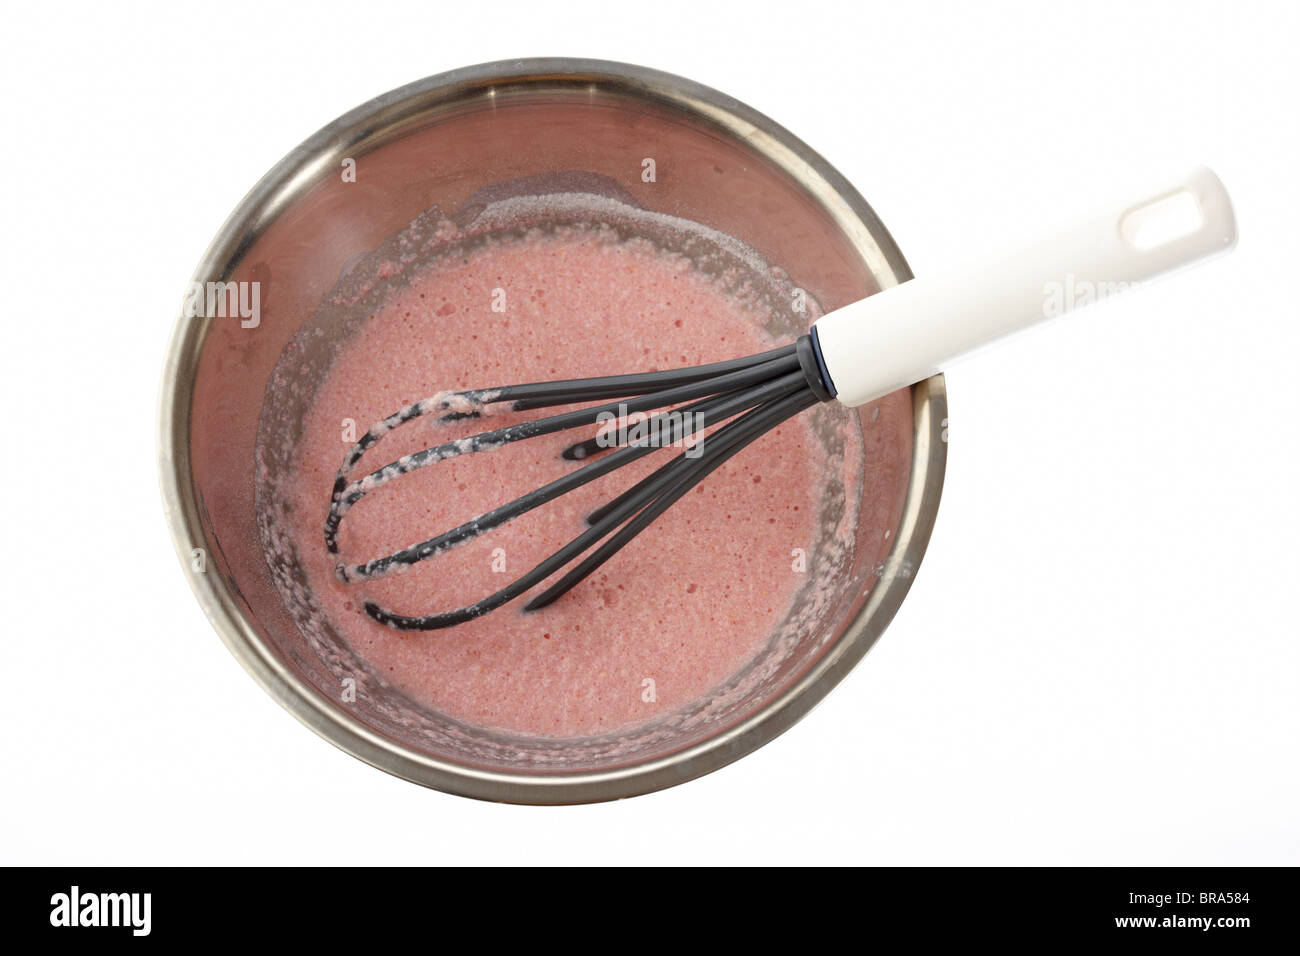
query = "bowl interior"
xmin=164 ymin=62 xmax=940 ymax=799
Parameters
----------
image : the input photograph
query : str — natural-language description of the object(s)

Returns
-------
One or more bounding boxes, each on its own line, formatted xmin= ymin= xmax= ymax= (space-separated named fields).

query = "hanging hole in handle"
xmin=1120 ymin=189 xmax=1204 ymax=251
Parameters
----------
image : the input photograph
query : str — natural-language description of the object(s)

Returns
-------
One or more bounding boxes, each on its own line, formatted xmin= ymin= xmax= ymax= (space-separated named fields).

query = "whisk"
xmin=326 ymin=168 xmax=1235 ymax=630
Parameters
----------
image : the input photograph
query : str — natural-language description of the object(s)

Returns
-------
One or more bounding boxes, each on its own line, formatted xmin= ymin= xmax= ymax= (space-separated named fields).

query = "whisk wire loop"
xmin=326 ymin=336 xmax=830 ymax=629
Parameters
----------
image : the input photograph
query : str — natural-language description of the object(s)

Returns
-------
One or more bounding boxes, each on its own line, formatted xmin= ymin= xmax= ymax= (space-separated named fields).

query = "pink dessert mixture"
xmin=284 ymin=227 xmax=840 ymax=737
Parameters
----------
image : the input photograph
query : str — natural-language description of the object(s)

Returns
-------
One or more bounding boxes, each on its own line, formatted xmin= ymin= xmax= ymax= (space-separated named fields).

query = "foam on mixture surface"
xmin=273 ymin=216 xmax=860 ymax=738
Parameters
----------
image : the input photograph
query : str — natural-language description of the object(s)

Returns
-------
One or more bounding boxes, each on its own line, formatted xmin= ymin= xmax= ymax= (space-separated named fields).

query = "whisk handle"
xmin=811 ymin=166 xmax=1237 ymax=408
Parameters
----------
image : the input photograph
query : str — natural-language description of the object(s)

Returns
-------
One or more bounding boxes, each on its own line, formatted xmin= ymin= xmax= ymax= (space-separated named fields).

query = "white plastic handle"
xmin=812 ymin=166 xmax=1237 ymax=407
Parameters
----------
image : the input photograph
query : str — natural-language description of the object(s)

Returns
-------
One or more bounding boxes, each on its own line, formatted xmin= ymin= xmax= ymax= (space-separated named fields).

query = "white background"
xmin=2 ymin=0 xmax=1296 ymax=865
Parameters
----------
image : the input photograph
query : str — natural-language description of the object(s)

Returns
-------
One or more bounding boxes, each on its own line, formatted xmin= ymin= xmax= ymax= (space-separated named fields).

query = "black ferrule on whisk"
xmin=795 ymin=331 xmax=837 ymax=403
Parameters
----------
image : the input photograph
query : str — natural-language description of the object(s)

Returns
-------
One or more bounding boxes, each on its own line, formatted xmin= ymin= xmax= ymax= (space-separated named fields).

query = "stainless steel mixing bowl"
xmin=159 ymin=58 xmax=946 ymax=803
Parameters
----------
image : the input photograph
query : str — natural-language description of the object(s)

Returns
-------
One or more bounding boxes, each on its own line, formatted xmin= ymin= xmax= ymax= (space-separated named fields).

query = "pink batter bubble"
xmin=279 ymin=223 xmax=854 ymax=738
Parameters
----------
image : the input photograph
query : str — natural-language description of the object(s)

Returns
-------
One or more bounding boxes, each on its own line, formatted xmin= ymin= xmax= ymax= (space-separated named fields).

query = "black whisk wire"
xmin=326 ymin=338 xmax=828 ymax=630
